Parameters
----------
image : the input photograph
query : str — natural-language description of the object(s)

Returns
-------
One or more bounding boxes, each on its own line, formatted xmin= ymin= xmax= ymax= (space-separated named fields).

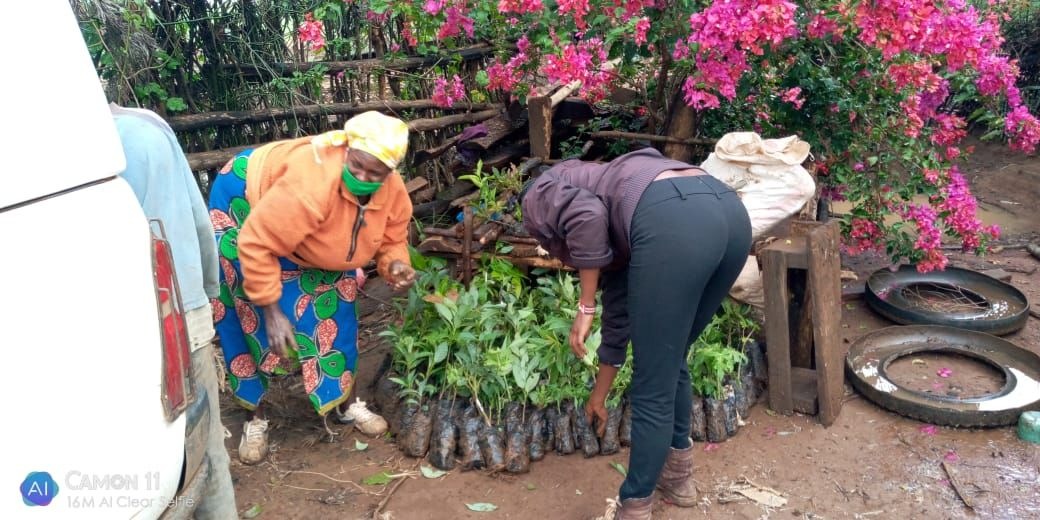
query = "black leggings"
xmin=619 ymin=175 xmax=751 ymax=500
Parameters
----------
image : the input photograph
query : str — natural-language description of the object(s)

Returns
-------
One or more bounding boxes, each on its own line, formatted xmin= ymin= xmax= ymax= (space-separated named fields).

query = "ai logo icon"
xmin=20 ymin=471 xmax=59 ymax=506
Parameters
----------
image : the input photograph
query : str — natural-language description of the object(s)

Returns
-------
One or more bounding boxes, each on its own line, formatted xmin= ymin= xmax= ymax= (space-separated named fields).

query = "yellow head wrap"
xmin=310 ymin=111 xmax=410 ymax=169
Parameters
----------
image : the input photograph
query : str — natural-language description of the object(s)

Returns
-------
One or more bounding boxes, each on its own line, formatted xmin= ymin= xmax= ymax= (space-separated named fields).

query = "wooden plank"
xmin=809 ymin=220 xmax=844 ymax=427
xmin=168 ymin=100 xmax=495 ymax=132
xmin=589 ymin=131 xmax=717 ymax=147
xmin=184 ymin=110 xmax=499 ymax=172
xmin=528 ymin=95 xmax=553 ymax=159
xmin=221 ymin=44 xmax=500 ymax=77
xmin=186 ymin=145 xmax=251 ymax=171
xmin=762 ymin=248 xmax=794 ymax=415
xmin=790 ymin=367 xmax=819 ymax=415
xmin=404 ymin=177 xmax=429 ymax=194
xmin=407 ymin=109 xmax=500 ymax=132
xmin=412 ymin=186 xmax=437 ymax=203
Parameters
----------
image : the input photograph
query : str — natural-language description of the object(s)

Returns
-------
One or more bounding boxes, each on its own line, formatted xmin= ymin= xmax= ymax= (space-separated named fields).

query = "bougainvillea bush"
xmin=299 ymin=1 xmax=1040 ymax=270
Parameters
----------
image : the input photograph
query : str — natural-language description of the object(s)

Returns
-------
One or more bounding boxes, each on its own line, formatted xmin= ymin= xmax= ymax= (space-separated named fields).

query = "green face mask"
xmin=342 ymin=164 xmax=383 ymax=196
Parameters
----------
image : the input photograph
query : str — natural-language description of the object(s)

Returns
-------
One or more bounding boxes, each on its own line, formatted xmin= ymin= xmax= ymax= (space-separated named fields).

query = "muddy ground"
xmin=221 ymin=137 xmax=1040 ymax=520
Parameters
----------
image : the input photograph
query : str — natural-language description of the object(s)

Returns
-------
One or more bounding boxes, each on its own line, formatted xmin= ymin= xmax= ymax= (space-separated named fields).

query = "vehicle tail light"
xmin=151 ymin=220 xmax=194 ymax=420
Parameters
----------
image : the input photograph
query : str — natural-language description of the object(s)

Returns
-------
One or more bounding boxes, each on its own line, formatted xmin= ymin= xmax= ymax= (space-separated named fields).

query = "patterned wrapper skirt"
xmin=208 ymin=150 xmax=358 ymax=415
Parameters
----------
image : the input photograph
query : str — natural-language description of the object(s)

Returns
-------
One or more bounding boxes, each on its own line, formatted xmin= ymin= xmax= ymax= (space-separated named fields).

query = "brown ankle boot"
xmin=655 ymin=441 xmax=698 ymax=507
xmin=600 ymin=494 xmax=654 ymax=520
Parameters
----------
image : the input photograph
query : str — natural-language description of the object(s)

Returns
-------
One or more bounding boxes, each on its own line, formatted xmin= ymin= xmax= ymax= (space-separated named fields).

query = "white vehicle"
xmin=0 ymin=1 xmax=210 ymax=518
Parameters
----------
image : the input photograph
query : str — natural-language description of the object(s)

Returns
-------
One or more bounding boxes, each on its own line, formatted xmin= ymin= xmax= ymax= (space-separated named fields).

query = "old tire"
xmin=864 ymin=265 xmax=1029 ymax=335
xmin=846 ymin=325 xmax=1040 ymax=427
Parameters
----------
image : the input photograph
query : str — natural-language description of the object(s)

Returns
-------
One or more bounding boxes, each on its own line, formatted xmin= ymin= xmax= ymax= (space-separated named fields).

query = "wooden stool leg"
xmin=763 ymin=248 xmax=793 ymax=415
xmin=809 ymin=221 xmax=843 ymax=426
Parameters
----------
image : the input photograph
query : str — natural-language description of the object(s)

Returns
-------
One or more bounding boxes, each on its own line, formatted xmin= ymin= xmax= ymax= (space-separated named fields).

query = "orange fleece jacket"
xmin=237 ymin=136 xmax=413 ymax=306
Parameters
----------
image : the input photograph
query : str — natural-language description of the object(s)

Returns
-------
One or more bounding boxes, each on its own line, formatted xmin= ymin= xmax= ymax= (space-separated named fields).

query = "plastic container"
xmin=1018 ymin=411 xmax=1040 ymax=444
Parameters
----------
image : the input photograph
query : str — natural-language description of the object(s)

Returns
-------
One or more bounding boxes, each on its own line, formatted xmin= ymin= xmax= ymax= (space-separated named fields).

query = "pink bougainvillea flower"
xmin=634 ymin=17 xmax=651 ymax=46
xmin=703 ymin=443 xmax=720 ymax=452
xmin=937 ymin=367 xmax=953 ymax=378
xmin=944 ymin=450 xmax=959 ymax=463
xmin=432 ymin=75 xmax=466 ymax=108
xmin=298 ymin=13 xmax=325 ymax=53
xmin=781 ymin=86 xmax=805 ymax=109
xmin=919 ymin=424 xmax=939 ymax=436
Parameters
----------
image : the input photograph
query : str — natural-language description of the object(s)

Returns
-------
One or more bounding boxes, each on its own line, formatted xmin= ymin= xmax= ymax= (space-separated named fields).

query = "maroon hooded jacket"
xmin=521 ymin=147 xmax=703 ymax=365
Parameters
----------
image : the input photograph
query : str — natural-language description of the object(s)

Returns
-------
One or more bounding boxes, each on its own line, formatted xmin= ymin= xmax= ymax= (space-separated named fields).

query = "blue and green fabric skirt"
xmin=208 ymin=150 xmax=358 ymax=416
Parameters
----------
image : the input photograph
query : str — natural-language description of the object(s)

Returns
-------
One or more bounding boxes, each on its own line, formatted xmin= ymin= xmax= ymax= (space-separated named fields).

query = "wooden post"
xmin=762 ymin=248 xmax=793 ymax=414
xmin=528 ymin=95 xmax=553 ymax=159
xmin=808 ymin=220 xmax=843 ymax=426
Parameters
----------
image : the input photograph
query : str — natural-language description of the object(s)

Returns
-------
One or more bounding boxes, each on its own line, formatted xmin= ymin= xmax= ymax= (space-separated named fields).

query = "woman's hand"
xmin=587 ymin=364 xmax=619 ymax=438
xmin=262 ymin=304 xmax=298 ymax=360
xmin=585 ymin=393 xmax=609 ymax=438
xmin=569 ymin=312 xmax=595 ymax=359
xmin=387 ymin=260 xmax=416 ymax=291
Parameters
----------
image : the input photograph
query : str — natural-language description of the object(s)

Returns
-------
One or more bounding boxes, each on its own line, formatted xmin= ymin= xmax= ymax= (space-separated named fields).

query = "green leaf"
xmin=363 ymin=471 xmax=394 ymax=486
xmin=165 ymin=97 xmax=188 ymax=112
xmin=420 ymin=465 xmax=447 ymax=478
xmin=475 ymin=70 xmax=490 ymax=88
xmin=524 ymin=482 xmax=537 ymax=491
xmin=980 ymin=128 xmax=1003 ymax=141
xmin=465 ymin=503 xmax=498 ymax=512
xmin=433 ymin=341 xmax=449 ymax=365
xmin=369 ymin=0 xmax=390 ymax=14
xmin=242 ymin=503 xmax=263 ymax=519
xmin=355 ymin=439 xmax=369 ymax=451
xmin=609 ymin=461 xmax=628 ymax=477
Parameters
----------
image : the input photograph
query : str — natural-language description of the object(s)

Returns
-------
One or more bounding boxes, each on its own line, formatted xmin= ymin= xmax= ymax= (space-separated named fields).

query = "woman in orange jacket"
xmin=208 ymin=111 xmax=416 ymax=464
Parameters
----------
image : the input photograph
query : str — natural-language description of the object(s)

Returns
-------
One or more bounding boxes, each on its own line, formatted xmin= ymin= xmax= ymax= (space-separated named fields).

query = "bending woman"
xmin=521 ymin=147 xmax=751 ymax=519
xmin=209 ymin=111 xmax=416 ymax=464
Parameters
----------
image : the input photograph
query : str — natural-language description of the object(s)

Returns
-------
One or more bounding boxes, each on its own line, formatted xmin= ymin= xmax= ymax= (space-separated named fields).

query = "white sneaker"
xmin=346 ymin=399 xmax=388 ymax=436
xmin=334 ymin=405 xmax=355 ymax=425
xmin=238 ymin=417 xmax=269 ymax=465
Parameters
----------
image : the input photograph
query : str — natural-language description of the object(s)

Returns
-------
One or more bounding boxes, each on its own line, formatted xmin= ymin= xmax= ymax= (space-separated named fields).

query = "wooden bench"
xmin=760 ymin=219 xmax=844 ymax=426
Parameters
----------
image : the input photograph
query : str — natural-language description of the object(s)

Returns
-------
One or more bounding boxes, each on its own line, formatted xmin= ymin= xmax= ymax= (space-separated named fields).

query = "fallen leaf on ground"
xmin=723 ymin=478 xmax=788 ymax=508
xmin=420 ymin=465 xmax=447 ymax=479
xmin=466 ymin=502 xmax=498 ymax=512
xmin=524 ymin=482 xmax=537 ymax=491
xmin=362 ymin=472 xmax=393 ymax=486
xmin=242 ymin=504 xmax=263 ymax=519
xmin=609 ymin=461 xmax=627 ymax=477
xmin=355 ymin=439 xmax=369 ymax=451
